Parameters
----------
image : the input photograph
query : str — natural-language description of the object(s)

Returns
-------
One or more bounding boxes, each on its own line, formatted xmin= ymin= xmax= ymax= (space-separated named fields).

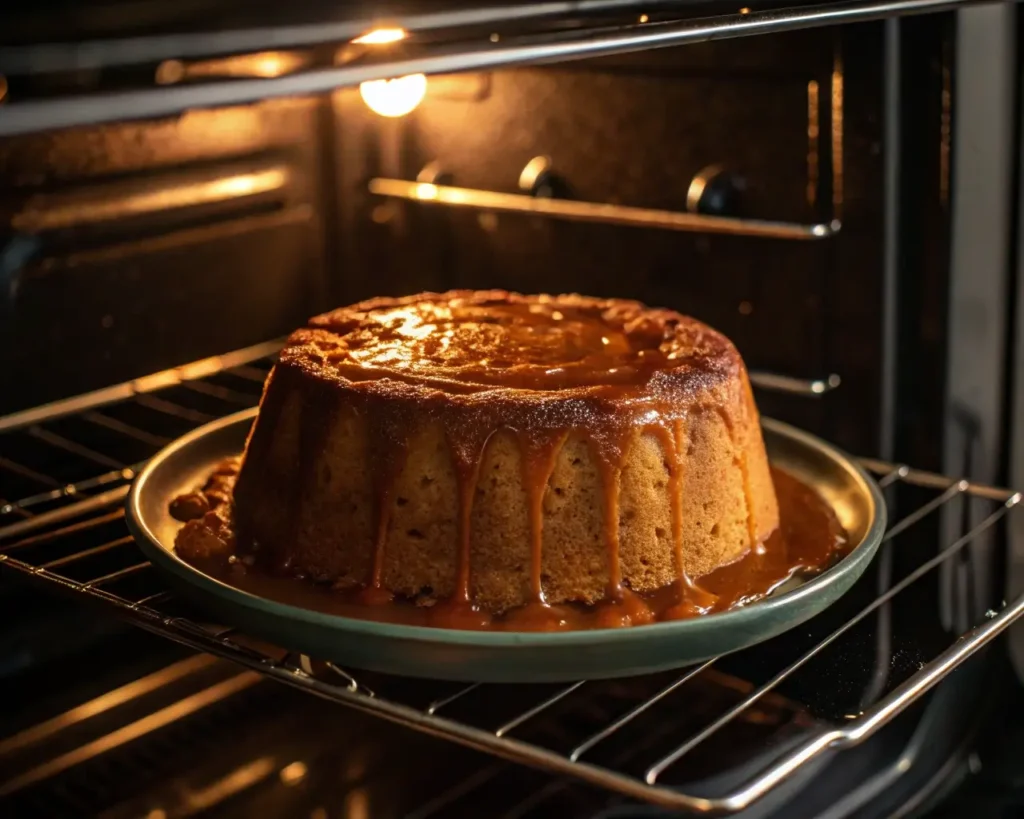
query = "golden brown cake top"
xmin=282 ymin=290 xmax=738 ymax=398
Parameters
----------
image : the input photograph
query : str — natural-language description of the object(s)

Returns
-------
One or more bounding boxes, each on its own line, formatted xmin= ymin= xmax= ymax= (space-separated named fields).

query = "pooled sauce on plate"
xmin=171 ymin=462 xmax=848 ymax=631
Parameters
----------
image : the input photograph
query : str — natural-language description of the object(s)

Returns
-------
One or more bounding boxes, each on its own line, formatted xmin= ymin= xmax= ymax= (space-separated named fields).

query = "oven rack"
xmin=0 ymin=346 xmax=1021 ymax=814
xmin=0 ymin=0 xmax=994 ymax=138
xmin=369 ymin=170 xmax=841 ymax=242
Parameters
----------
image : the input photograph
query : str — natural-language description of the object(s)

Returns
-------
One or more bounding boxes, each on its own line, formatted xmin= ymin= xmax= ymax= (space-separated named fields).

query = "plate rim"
xmin=126 ymin=407 xmax=887 ymax=648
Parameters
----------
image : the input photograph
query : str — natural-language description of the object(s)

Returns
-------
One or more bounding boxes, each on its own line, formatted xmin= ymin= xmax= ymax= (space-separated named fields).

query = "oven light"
xmin=360 ymin=74 xmax=427 ymax=117
xmin=279 ymin=760 xmax=308 ymax=785
xmin=415 ymin=182 xmax=439 ymax=200
xmin=353 ymin=27 xmax=407 ymax=45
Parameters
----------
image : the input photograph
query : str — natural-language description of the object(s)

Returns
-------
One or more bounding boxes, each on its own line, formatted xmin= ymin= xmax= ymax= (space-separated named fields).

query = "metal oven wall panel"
xmin=0 ymin=98 xmax=332 ymax=414
xmin=334 ymin=29 xmax=886 ymax=454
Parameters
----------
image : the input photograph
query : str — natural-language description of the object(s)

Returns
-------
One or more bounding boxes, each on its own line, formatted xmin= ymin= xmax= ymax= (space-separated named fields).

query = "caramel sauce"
xmin=172 ymin=463 xmax=848 ymax=632
xmin=297 ymin=291 xmax=732 ymax=393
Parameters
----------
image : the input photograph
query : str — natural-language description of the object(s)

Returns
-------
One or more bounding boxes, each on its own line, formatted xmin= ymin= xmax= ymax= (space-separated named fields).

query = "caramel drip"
xmin=447 ymin=427 xmax=493 ymax=603
xmin=518 ymin=430 xmax=567 ymax=603
xmin=712 ymin=404 xmax=761 ymax=555
xmin=603 ymin=465 xmax=623 ymax=598
xmin=738 ymin=450 xmax=763 ymax=555
xmin=645 ymin=421 xmax=687 ymax=585
xmin=589 ymin=428 xmax=631 ymax=601
xmin=643 ymin=420 xmax=718 ymax=617
xmin=366 ymin=409 xmax=412 ymax=595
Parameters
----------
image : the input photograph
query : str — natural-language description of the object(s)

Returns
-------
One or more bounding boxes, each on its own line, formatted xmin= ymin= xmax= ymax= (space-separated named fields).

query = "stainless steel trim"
xmin=0 ymin=0 xmax=997 ymax=137
xmin=0 ymin=1 xmax=702 ymax=75
xmin=1009 ymin=1 xmax=1024 ymax=682
xmin=11 ymin=166 xmax=289 ymax=234
xmin=369 ymin=177 xmax=840 ymax=240
xmin=880 ymin=19 xmax=900 ymax=461
xmin=942 ymin=1 xmax=1016 ymax=634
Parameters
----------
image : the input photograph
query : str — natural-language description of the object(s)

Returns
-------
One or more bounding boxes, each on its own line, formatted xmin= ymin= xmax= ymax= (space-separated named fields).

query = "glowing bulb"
xmin=353 ymin=27 xmax=407 ymax=45
xmin=359 ymin=74 xmax=427 ymax=117
xmin=415 ymin=183 xmax=439 ymax=200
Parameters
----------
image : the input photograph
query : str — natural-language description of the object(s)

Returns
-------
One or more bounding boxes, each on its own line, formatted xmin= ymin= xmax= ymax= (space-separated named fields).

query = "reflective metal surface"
xmin=369 ymin=176 xmax=840 ymax=240
xmin=1 ymin=343 xmax=1020 ymax=813
xmin=0 ymin=0 xmax=998 ymax=136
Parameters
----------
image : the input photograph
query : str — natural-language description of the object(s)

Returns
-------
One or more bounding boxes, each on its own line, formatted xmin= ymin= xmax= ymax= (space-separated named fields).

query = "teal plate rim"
xmin=126 ymin=408 xmax=887 ymax=650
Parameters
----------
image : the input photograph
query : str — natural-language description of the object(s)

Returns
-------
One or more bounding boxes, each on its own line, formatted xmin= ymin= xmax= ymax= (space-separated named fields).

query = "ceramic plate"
xmin=127 ymin=409 xmax=885 ymax=682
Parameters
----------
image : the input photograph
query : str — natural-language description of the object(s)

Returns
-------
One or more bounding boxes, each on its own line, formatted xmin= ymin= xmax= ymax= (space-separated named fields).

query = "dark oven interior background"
xmin=0 ymin=19 xmax=956 ymax=470
xmin=0 ymin=12 xmax=999 ymax=819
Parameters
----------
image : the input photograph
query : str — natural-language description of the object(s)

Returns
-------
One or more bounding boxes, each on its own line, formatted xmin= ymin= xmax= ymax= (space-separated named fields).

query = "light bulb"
xmin=353 ymin=28 xmax=407 ymax=45
xmin=359 ymin=74 xmax=427 ymax=118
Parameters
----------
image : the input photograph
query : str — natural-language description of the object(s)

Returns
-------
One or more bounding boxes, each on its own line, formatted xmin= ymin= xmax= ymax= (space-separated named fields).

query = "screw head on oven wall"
xmin=519 ymin=156 xmax=570 ymax=199
xmin=687 ymin=164 xmax=747 ymax=217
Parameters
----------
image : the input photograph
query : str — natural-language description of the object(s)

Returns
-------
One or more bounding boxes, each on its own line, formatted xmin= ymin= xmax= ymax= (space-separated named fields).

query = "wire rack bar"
xmin=0 ymin=0 xmax=995 ymax=137
xmin=27 ymin=426 xmax=127 ymax=471
xmin=495 ymin=681 xmax=587 ymax=737
xmin=39 ymin=535 xmax=134 ymax=570
xmin=0 ymin=485 xmax=129 ymax=543
xmin=569 ymin=658 xmax=716 ymax=761
xmin=0 ymin=670 xmax=262 ymax=798
xmin=0 ymin=339 xmax=280 ymax=435
xmin=0 ymin=455 xmax=60 ymax=489
xmin=716 ymin=585 xmax=1024 ymax=813
xmin=1 ymin=462 xmax=1021 ymax=813
xmin=0 ymin=466 xmax=140 ymax=519
xmin=858 ymin=458 xmax=1016 ymax=501
xmin=370 ymin=176 xmax=840 ymax=241
xmin=644 ymin=493 xmax=1016 ymax=784
xmin=0 ymin=653 xmax=218 ymax=756
xmin=427 ymin=683 xmax=482 ymax=715
xmin=81 ymin=561 xmax=152 ymax=588
xmin=133 ymin=395 xmax=217 ymax=424
xmin=83 ymin=412 xmax=172 ymax=447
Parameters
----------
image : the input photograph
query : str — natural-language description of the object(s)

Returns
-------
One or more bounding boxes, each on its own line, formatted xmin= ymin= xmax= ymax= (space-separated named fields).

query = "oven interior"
xmin=2 ymin=3 xmax=1024 ymax=816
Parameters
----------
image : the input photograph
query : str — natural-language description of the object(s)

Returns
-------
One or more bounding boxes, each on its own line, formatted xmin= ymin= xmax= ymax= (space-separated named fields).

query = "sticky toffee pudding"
xmin=170 ymin=291 xmax=849 ymax=631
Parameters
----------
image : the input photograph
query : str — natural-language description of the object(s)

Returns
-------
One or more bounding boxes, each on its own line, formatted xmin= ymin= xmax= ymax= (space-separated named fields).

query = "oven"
xmin=2 ymin=1 xmax=1023 ymax=816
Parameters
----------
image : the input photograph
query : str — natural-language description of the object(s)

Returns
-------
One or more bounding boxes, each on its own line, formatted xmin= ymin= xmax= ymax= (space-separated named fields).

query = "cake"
xmin=223 ymin=290 xmax=780 ymax=627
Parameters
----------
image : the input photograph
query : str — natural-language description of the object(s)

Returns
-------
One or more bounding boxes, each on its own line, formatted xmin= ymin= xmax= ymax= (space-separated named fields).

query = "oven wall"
xmin=0 ymin=23 xmax=945 ymax=466
xmin=332 ymin=27 xmax=888 ymax=456
xmin=0 ymin=96 xmax=336 ymax=414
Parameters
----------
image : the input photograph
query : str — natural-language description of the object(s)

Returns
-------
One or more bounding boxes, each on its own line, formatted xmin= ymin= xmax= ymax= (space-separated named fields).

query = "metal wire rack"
xmin=1 ymin=345 xmax=1022 ymax=815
